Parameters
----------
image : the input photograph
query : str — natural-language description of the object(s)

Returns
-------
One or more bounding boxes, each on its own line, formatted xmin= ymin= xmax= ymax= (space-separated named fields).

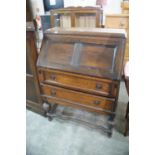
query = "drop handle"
xmin=51 ymin=74 xmax=56 ymax=80
xmin=120 ymin=22 xmax=125 ymax=27
xmin=96 ymin=83 xmax=103 ymax=90
xmin=51 ymin=91 xmax=56 ymax=96
xmin=93 ymin=101 xmax=101 ymax=105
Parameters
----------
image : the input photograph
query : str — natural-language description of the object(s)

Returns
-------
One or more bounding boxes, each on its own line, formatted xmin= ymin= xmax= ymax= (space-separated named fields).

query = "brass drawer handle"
xmin=96 ymin=83 xmax=103 ymax=90
xmin=51 ymin=91 xmax=56 ymax=96
xmin=50 ymin=74 xmax=56 ymax=80
xmin=120 ymin=22 xmax=125 ymax=27
xmin=93 ymin=101 xmax=101 ymax=105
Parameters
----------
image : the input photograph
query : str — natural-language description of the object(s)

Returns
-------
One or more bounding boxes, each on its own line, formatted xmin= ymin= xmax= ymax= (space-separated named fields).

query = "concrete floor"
xmin=26 ymin=82 xmax=129 ymax=155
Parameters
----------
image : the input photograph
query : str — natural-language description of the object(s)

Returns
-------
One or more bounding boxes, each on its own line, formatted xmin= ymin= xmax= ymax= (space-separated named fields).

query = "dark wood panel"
xmin=26 ymin=24 xmax=42 ymax=114
xmin=26 ymin=79 xmax=39 ymax=103
xmin=26 ymin=100 xmax=44 ymax=115
xmin=26 ymin=46 xmax=33 ymax=75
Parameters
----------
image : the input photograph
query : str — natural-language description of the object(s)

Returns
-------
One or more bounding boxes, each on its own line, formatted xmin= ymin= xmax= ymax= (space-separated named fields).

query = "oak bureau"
xmin=37 ymin=27 xmax=126 ymax=136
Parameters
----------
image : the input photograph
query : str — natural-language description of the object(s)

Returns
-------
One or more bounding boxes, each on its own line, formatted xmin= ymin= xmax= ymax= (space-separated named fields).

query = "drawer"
xmin=38 ymin=69 xmax=118 ymax=97
xmin=105 ymin=16 xmax=128 ymax=29
xmin=41 ymin=84 xmax=115 ymax=112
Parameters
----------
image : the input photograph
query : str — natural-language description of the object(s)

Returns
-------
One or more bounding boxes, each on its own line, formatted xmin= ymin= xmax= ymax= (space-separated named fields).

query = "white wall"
xmin=64 ymin=0 xmax=96 ymax=7
xmin=64 ymin=0 xmax=122 ymax=14
xmin=29 ymin=0 xmax=45 ymax=18
xmin=104 ymin=0 xmax=122 ymax=14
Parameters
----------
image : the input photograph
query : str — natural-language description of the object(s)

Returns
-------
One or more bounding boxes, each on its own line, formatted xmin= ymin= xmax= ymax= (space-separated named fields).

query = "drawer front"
xmin=38 ymin=70 xmax=117 ymax=97
xmin=41 ymin=84 xmax=114 ymax=112
xmin=106 ymin=16 xmax=128 ymax=29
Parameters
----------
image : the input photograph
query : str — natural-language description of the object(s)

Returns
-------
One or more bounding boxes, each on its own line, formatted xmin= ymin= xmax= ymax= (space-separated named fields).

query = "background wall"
xmin=64 ymin=0 xmax=96 ymax=7
xmin=104 ymin=0 xmax=122 ymax=14
xmin=29 ymin=0 xmax=45 ymax=18
xmin=28 ymin=0 xmax=122 ymax=18
xmin=64 ymin=0 xmax=122 ymax=14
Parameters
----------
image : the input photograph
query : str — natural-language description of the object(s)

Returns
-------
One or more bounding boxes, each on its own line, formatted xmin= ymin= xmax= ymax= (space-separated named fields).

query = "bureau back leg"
xmin=43 ymin=102 xmax=58 ymax=121
xmin=47 ymin=103 xmax=58 ymax=121
xmin=42 ymin=102 xmax=51 ymax=116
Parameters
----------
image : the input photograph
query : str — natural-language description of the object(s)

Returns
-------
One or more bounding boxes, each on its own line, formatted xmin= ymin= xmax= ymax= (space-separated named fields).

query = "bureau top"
xmin=38 ymin=28 xmax=126 ymax=80
xmin=45 ymin=27 xmax=126 ymax=38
